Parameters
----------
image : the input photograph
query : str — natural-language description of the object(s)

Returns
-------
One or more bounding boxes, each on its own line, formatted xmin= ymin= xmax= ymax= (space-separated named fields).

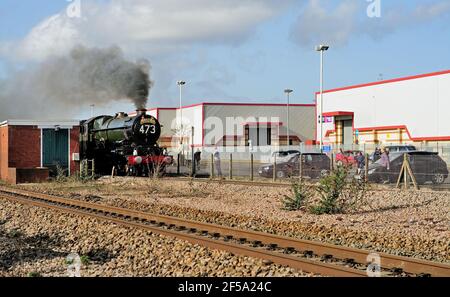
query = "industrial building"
xmin=147 ymin=102 xmax=316 ymax=150
xmin=0 ymin=120 xmax=80 ymax=183
xmin=317 ymin=70 xmax=450 ymax=146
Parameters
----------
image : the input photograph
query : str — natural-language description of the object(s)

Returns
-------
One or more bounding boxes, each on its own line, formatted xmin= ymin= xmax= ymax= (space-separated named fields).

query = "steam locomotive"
xmin=80 ymin=109 xmax=172 ymax=176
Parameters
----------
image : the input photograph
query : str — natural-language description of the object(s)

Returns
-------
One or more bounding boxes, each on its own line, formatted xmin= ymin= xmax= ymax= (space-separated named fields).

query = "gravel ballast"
xmin=16 ymin=177 xmax=450 ymax=264
xmin=0 ymin=199 xmax=307 ymax=277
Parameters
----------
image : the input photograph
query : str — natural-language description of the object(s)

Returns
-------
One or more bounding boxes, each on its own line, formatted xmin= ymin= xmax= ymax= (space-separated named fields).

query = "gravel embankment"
xmin=0 ymin=199 xmax=308 ymax=277
xmin=21 ymin=178 xmax=450 ymax=263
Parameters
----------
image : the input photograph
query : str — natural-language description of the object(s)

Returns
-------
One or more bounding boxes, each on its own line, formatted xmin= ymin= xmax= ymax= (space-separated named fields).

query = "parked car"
xmin=335 ymin=150 xmax=361 ymax=167
xmin=369 ymin=145 xmax=418 ymax=162
xmin=259 ymin=153 xmax=330 ymax=179
xmin=367 ymin=151 xmax=448 ymax=184
xmin=271 ymin=150 xmax=300 ymax=162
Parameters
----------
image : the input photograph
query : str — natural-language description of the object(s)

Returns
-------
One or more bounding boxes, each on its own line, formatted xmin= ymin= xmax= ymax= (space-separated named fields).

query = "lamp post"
xmin=90 ymin=104 xmax=95 ymax=117
xmin=177 ymin=81 xmax=186 ymax=145
xmin=284 ymin=89 xmax=293 ymax=149
xmin=315 ymin=44 xmax=329 ymax=152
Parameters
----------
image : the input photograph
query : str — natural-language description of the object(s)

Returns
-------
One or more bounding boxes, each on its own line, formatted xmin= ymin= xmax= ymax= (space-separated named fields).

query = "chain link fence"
xmin=165 ymin=143 xmax=450 ymax=189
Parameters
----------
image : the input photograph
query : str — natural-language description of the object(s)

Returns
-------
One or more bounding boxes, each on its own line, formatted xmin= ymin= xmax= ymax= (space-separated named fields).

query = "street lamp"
xmin=177 ymin=80 xmax=186 ymax=145
xmin=90 ymin=104 xmax=95 ymax=117
xmin=284 ymin=89 xmax=293 ymax=149
xmin=316 ymin=44 xmax=329 ymax=151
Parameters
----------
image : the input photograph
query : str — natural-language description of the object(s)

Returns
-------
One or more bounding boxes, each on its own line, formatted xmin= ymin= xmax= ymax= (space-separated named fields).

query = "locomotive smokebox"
xmin=136 ymin=109 xmax=147 ymax=116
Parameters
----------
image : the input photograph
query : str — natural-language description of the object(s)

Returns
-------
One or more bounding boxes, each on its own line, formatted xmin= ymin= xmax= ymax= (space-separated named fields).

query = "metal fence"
xmin=165 ymin=143 xmax=450 ymax=189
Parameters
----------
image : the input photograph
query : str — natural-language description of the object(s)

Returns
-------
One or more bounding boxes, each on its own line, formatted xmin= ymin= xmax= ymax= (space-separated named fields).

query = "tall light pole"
xmin=284 ymin=89 xmax=293 ymax=149
xmin=90 ymin=104 xmax=95 ymax=117
xmin=177 ymin=80 xmax=186 ymax=145
xmin=316 ymin=44 xmax=329 ymax=151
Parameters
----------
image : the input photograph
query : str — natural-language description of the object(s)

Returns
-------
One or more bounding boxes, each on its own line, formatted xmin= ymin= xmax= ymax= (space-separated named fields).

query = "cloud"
xmin=3 ymin=0 xmax=293 ymax=62
xmin=290 ymin=0 xmax=450 ymax=48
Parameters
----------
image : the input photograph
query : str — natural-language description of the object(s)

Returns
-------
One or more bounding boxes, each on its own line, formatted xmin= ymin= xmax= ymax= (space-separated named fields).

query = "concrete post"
xmin=210 ymin=154 xmax=214 ymax=179
xmin=229 ymin=154 xmax=233 ymax=180
xmin=250 ymin=153 xmax=254 ymax=181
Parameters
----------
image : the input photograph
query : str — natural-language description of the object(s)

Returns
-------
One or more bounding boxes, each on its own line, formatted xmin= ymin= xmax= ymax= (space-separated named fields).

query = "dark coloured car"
xmin=367 ymin=151 xmax=448 ymax=184
xmin=259 ymin=153 xmax=331 ymax=179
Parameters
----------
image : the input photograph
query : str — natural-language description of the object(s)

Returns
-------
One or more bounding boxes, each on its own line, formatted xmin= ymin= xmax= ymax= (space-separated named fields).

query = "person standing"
xmin=380 ymin=148 xmax=391 ymax=183
xmin=355 ymin=151 xmax=365 ymax=175
xmin=213 ymin=147 xmax=223 ymax=178
xmin=194 ymin=149 xmax=202 ymax=171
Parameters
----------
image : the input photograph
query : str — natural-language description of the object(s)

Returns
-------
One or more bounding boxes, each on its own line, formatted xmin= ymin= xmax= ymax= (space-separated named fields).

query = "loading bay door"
xmin=42 ymin=129 xmax=69 ymax=175
xmin=342 ymin=120 xmax=353 ymax=146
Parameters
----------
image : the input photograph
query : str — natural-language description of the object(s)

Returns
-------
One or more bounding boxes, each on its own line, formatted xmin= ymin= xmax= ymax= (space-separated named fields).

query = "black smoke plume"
xmin=0 ymin=45 xmax=153 ymax=119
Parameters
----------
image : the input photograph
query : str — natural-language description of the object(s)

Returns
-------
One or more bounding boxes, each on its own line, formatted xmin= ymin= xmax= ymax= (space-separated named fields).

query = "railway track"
xmin=1 ymin=186 xmax=449 ymax=277
xmin=167 ymin=176 xmax=450 ymax=192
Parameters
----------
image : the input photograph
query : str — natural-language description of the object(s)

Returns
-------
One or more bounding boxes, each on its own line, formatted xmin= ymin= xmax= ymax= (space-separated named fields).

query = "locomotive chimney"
xmin=136 ymin=109 xmax=147 ymax=116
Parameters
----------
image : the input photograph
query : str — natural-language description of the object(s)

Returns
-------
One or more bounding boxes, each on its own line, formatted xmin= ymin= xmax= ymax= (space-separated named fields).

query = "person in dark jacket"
xmin=355 ymin=152 xmax=365 ymax=175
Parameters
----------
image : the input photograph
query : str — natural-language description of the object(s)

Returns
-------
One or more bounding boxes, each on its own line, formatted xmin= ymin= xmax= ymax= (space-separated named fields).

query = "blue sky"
xmin=1 ymin=0 xmax=450 ymax=119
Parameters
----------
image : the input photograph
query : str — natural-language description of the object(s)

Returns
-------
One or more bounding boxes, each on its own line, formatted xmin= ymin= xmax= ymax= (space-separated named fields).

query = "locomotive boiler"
xmin=80 ymin=109 xmax=171 ymax=176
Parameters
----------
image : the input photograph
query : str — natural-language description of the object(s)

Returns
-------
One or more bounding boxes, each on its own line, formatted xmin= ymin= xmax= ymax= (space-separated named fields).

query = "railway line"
xmin=166 ymin=176 xmax=450 ymax=191
xmin=0 ymin=186 xmax=449 ymax=277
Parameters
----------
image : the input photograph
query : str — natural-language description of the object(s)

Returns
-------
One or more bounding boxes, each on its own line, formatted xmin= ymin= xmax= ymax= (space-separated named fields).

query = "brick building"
xmin=0 ymin=120 xmax=80 ymax=184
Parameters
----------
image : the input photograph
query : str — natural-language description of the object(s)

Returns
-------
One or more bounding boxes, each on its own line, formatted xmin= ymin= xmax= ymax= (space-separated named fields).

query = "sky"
xmin=0 ymin=0 xmax=450 ymax=119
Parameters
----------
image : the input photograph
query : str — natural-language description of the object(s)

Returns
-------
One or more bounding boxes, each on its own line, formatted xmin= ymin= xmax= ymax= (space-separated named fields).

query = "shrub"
xmin=8 ymin=229 xmax=23 ymax=238
xmin=310 ymin=166 xmax=368 ymax=215
xmin=55 ymin=164 xmax=68 ymax=183
xmin=28 ymin=271 xmax=41 ymax=277
xmin=282 ymin=180 xmax=312 ymax=211
xmin=80 ymin=255 xmax=90 ymax=266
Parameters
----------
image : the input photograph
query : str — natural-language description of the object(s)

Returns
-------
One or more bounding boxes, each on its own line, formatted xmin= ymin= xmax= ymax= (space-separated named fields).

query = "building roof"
xmin=0 ymin=120 xmax=80 ymax=128
xmin=316 ymin=69 xmax=450 ymax=95
xmin=147 ymin=101 xmax=316 ymax=110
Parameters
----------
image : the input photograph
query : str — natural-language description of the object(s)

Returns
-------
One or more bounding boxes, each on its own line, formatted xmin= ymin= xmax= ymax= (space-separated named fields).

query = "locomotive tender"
xmin=80 ymin=109 xmax=171 ymax=176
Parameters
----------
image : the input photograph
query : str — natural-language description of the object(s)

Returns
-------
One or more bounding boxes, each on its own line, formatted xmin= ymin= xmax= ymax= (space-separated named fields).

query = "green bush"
xmin=282 ymin=180 xmax=312 ymax=211
xmin=310 ymin=166 xmax=368 ymax=215
xmin=80 ymin=255 xmax=90 ymax=266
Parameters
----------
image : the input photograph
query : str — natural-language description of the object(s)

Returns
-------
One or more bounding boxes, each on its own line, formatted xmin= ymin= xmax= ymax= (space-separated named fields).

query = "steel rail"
xmin=0 ymin=190 xmax=364 ymax=277
xmin=1 ymin=187 xmax=449 ymax=277
xmin=165 ymin=177 xmax=450 ymax=192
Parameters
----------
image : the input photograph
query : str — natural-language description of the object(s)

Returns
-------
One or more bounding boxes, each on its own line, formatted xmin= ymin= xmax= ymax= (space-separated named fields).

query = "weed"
xmin=80 ymin=255 xmax=90 ymax=266
xmin=310 ymin=166 xmax=369 ymax=215
xmin=8 ymin=229 xmax=23 ymax=238
xmin=282 ymin=180 xmax=312 ymax=211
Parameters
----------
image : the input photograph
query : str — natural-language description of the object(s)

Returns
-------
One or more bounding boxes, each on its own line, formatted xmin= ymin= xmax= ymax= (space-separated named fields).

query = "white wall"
xmin=177 ymin=105 xmax=203 ymax=146
xmin=204 ymin=104 xmax=315 ymax=146
xmin=317 ymin=72 xmax=450 ymax=141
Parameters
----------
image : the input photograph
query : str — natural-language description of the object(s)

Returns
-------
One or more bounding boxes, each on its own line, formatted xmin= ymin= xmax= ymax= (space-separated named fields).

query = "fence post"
xmin=273 ymin=156 xmax=277 ymax=182
xmin=229 ymin=154 xmax=233 ymax=180
xmin=190 ymin=127 xmax=195 ymax=177
xmin=91 ymin=159 xmax=95 ymax=177
xmin=403 ymin=154 xmax=408 ymax=189
xmin=250 ymin=153 xmax=254 ymax=181
xmin=330 ymin=153 xmax=334 ymax=172
xmin=177 ymin=154 xmax=180 ymax=175
xmin=210 ymin=154 xmax=214 ymax=179
xmin=299 ymin=154 xmax=303 ymax=180
xmin=365 ymin=153 xmax=369 ymax=183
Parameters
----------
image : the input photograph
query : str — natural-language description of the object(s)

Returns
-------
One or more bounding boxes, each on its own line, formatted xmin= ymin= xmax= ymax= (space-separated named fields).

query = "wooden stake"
xmin=229 ymin=154 xmax=233 ymax=180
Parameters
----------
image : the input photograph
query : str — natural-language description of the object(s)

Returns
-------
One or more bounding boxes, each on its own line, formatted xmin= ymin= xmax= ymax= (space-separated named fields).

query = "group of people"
xmin=350 ymin=148 xmax=391 ymax=176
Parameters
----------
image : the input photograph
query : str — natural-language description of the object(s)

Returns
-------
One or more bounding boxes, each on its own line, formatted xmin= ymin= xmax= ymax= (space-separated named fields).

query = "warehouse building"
xmin=317 ymin=70 xmax=450 ymax=146
xmin=148 ymin=102 xmax=316 ymax=150
xmin=0 ymin=120 xmax=80 ymax=184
